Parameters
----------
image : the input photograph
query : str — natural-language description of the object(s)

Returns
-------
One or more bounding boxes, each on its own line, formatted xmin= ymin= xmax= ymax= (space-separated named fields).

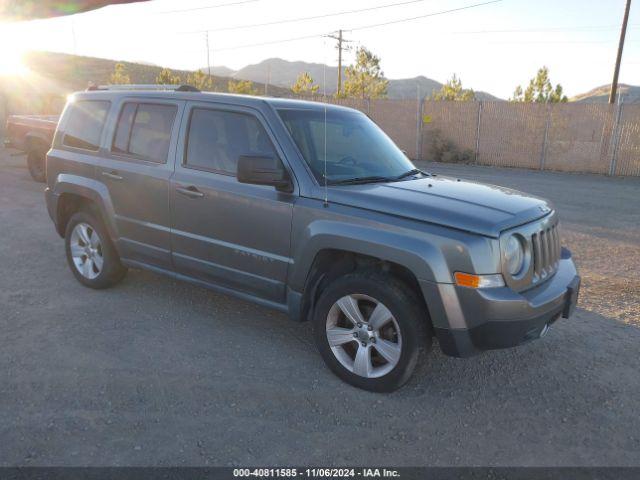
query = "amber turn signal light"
xmin=454 ymin=272 xmax=504 ymax=289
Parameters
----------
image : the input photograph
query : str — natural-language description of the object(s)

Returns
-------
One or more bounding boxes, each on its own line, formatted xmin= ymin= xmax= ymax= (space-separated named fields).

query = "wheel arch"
xmin=295 ymin=248 xmax=433 ymax=333
xmin=288 ymin=221 xmax=450 ymax=324
xmin=25 ymin=132 xmax=51 ymax=152
xmin=53 ymin=175 xmax=118 ymax=241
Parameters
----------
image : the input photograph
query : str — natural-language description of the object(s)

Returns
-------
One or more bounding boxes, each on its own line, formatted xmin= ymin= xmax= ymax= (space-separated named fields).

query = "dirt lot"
xmin=1 ymin=149 xmax=639 ymax=467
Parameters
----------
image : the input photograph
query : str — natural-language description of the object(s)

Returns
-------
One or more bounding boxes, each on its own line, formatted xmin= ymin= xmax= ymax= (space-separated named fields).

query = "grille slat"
xmin=531 ymin=223 xmax=560 ymax=284
xmin=541 ymin=230 xmax=548 ymax=277
xmin=551 ymin=228 xmax=560 ymax=269
xmin=532 ymin=233 xmax=541 ymax=276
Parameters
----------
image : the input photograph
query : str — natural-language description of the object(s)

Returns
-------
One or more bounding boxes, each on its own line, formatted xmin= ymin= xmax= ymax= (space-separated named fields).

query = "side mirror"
xmin=237 ymin=155 xmax=292 ymax=192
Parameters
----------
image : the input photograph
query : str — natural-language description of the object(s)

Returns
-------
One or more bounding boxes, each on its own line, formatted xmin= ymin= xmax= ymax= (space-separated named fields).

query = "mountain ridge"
xmin=571 ymin=83 xmax=640 ymax=103
xmin=201 ymin=58 xmax=501 ymax=100
xmin=9 ymin=52 xmax=639 ymax=104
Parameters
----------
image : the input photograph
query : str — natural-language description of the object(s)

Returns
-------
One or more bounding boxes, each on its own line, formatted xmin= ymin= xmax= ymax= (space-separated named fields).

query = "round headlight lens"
xmin=505 ymin=235 xmax=525 ymax=276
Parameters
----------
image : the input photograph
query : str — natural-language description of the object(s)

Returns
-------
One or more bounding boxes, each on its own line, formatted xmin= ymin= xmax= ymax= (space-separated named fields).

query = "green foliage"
xmin=156 ymin=68 xmax=182 ymax=85
xmin=291 ymin=72 xmax=319 ymax=95
xmin=109 ymin=62 xmax=130 ymax=85
xmin=511 ymin=66 xmax=568 ymax=103
xmin=431 ymin=74 xmax=475 ymax=101
xmin=228 ymin=79 xmax=258 ymax=95
xmin=186 ymin=70 xmax=213 ymax=91
xmin=342 ymin=46 xmax=388 ymax=100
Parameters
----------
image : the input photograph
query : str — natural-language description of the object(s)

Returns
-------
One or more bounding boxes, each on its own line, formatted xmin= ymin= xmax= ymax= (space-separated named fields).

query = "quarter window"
xmin=185 ymin=108 xmax=277 ymax=174
xmin=62 ymin=100 xmax=110 ymax=151
xmin=112 ymin=102 xmax=177 ymax=162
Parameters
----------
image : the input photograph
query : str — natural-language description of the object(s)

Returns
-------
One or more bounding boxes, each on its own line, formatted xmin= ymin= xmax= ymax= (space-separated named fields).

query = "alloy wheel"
xmin=69 ymin=222 xmax=104 ymax=280
xmin=325 ymin=294 xmax=402 ymax=378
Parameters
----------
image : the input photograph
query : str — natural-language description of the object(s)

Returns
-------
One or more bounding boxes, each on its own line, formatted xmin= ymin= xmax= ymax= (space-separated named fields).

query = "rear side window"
xmin=185 ymin=108 xmax=276 ymax=174
xmin=62 ymin=100 xmax=110 ymax=151
xmin=112 ymin=102 xmax=177 ymax=163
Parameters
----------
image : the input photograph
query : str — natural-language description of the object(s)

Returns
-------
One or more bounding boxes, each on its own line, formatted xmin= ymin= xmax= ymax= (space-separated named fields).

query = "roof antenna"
xmin=322 ymin=37 xmax=329 ymax=208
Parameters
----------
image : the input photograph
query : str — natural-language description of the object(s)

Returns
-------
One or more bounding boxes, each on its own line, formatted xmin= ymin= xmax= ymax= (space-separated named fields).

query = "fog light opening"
xmin=539 ymin=323 xmax=550 ymax=338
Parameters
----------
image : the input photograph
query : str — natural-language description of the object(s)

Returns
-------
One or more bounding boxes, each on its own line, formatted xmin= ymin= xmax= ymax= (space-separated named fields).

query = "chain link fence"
xmin=321 ymin=97 xmax=640 ymax=177
xmin=2 ymin=86 xmax=639 ymax=176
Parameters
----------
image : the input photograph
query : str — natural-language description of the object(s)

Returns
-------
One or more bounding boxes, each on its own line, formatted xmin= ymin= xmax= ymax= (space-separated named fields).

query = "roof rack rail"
xmin=86 ymin=84 xmax=200 ymax=92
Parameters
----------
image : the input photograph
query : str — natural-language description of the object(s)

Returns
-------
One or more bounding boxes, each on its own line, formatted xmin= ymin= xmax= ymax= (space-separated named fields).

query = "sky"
xmin=0 ymin=0 xmax=638 ymax=98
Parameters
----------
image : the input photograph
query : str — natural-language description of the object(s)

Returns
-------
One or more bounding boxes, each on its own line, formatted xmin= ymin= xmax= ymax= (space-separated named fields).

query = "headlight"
xmin=504 ymin=234 xmax=525 ymax=276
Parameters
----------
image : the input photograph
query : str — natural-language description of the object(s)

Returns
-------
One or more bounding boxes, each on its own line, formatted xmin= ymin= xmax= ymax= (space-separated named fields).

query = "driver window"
xmin=185 ymin=108 xmax=277 ymax=175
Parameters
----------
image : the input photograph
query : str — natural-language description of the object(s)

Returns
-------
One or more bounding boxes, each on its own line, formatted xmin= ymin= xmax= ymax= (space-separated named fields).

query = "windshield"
xmin=277 ymin=108 xmax=416 ymax=184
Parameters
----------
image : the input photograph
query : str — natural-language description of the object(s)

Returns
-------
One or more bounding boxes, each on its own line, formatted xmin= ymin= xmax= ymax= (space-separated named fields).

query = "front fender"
xmin=288 ymin=219 xmax=451 ymax=292
xmin=52 ymin=174 xmax=119 ymax=240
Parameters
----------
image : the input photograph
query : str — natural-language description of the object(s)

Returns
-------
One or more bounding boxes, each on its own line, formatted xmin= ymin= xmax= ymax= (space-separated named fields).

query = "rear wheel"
xmin=64 ymin=211 xmax=127 ymax=289
xmin=26 ymin=146 xmax=46 ymax=182
xmin=312 ymin=271 xmax=431 ymax=392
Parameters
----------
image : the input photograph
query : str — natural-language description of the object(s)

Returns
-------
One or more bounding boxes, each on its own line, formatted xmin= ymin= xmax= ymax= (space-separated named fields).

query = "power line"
xmin=158 ymin=0 xmax=260 ymax=15
xmin=488 ymin=39 xmax=640 ymax=44
xmin=209 ymin=0 xmax=502 ymax=52
xmin=211 ymin=32 xmax=326 ymax=52
xmin=348 ymin=0 xmax=502 ymax=32
xmin=450 ymin=24 xmax=640 ymax=34
xmin=181 ymin=0 xmax=437 ymax=34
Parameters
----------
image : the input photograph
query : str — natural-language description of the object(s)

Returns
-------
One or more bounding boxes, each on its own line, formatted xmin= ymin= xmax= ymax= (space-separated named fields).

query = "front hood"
xmin=325 ymin=176 xmax=553 ymax=237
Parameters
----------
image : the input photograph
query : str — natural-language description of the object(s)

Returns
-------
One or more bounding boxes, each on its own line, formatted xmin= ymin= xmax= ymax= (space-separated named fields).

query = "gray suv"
xmin=45 ymin=86 xmax=580 ymax=392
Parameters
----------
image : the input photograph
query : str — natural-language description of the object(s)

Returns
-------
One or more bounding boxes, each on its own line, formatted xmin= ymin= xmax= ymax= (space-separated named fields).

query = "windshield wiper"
xmin=394 ymin=168 xmax=426 ymax=180
xmin=328 ymin=175 xmax=394 ymax=186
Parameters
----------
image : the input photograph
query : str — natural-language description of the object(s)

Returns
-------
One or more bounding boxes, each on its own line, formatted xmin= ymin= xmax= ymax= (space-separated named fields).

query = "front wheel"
xmin=312 ymin=272 xmax=431 ymax=392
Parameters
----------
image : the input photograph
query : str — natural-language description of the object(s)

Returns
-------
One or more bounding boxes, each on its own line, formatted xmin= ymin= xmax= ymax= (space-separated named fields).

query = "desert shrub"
xmin=430 ymin=129 xmax=474 ymax=164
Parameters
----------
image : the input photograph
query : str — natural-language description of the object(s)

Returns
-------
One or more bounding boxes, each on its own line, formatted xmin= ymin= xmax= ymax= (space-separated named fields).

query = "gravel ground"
xmin=1 ymin=149 xmax=639 ymax=467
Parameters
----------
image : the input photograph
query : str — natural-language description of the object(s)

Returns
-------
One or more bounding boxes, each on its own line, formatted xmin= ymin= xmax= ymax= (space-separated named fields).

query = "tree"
xmin=228 ymin=79 xmax=258 ymax=95
xmin=109 ymin=62 xmax=130 ymax=85
xmin=186 ymin=70 xmax=213 ymax=91
xmin=156 ymin=68 xmax=181 ymax=85
xmin=511 ymin=66 xmax=567 ymax=103
xmin=342 ymin=46 xmax=388 ymax=100
xmin=431 ymin=74 xmax=475 ymax=101
xmin=291 ymin=72 xmax=319 ymax=95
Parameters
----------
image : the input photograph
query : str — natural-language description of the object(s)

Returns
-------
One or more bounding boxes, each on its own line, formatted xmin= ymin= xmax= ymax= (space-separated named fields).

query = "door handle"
xmin=176 ymin=185 xmax=204 ymax=198
xmin=102 ymin=171 xmax=123 ymax=181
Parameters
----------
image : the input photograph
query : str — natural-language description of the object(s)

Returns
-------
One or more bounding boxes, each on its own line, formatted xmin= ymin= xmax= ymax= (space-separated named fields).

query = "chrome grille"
xmin=531 ymin=223 xmax=561 ymax=282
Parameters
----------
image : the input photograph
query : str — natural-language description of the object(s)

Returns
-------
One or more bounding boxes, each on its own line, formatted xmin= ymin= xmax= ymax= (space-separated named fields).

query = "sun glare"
xmin=0 ymin=49 xmax=29 ymax=77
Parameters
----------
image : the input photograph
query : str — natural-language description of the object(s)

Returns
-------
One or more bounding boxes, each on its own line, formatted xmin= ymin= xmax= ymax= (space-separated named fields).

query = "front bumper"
xmin=423 ymin=249 xmax=580 ymax=357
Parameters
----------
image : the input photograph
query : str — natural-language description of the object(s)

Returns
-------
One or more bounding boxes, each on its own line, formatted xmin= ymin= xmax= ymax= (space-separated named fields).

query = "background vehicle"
xmin=44 ymin=86 xmax=580 ymax=392
xmin=4 ymin=114 xmax=58 ymax=182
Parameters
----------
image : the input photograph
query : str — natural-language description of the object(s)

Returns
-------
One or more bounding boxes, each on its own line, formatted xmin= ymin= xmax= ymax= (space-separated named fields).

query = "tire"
xmin=312 ymin=271 xmax=432 ymax=392
xmin=64 ymin=210 xmax=127 ymax=289
xmin=26 ymin=146 xmax=46 ymax=183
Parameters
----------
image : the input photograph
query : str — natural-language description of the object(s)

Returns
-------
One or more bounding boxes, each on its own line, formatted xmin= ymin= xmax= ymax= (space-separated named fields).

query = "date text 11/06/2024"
xmin=232 ymin=468 xmax=400 ymax=477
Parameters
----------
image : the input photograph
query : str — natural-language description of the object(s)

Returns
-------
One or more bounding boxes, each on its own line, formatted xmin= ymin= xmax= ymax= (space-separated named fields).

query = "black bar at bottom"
xmin=0 ymin=467 xmax=638 ymax=480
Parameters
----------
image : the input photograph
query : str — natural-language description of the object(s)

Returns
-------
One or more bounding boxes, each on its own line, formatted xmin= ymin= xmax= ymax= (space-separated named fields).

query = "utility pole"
xmin=327 ymin=30 xmax=351 ymax=96
xmin=205 ymin=31 xmax=212 ymax=81
xmin=265 ymin=64 xmax=270 ymax=96
xmin=609 ymin=0 xmax=632 ymax=104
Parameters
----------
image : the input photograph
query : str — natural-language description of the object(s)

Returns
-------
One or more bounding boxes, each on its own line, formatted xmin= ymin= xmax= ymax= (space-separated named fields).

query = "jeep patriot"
xmin=44 ymin=86 xmax=580 ymax=391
